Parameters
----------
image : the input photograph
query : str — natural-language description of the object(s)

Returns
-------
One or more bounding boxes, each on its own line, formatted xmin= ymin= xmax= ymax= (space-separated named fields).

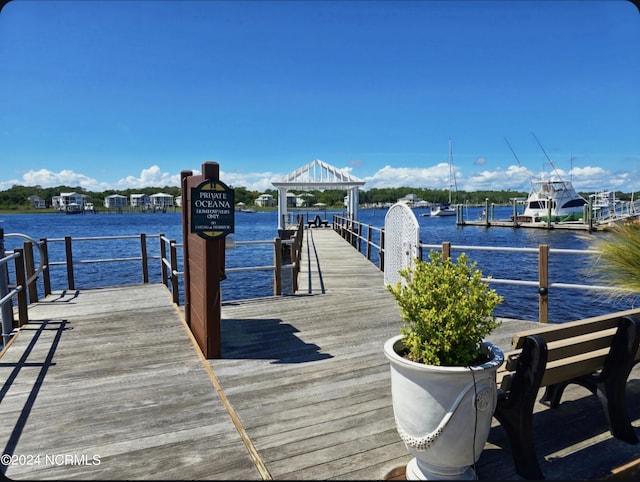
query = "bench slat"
xmin=540 ymin=348 xmax=609 ymax=387
xmin=511 ymin=308 xmax=640 ymax=349
xmin=544 ymin=328 xmax=615 ymax=363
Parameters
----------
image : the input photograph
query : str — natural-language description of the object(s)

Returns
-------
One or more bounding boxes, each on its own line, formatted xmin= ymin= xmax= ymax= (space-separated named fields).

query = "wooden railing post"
xmin=380 ymin=228 xmax=385 ymax=272
xmin=13 ymin=248 xmax=28 ymax=327
xmin=64 ymin=235 xmax=75 ymax=290
xmin=366 ymin=225 xmax=372 ymax=261
xmin=160 ymin=234 xmax=168 ymax=287
xmin=274 ymin=237 xmax=282 ymax=296
xmin=170 ymin=240 xmax=179 ymax=305
xmin=539 ymin=244 xmax=549 ymax=323
xmin=41 ymin=238 xmax=51 ymax=296
xmin=140 ymin=233 xmax=149 ymax=283
xmin=442 ymin=241 xmax=451 ymax=260
xmin=24 ymin=240 xmax=38 ymax=303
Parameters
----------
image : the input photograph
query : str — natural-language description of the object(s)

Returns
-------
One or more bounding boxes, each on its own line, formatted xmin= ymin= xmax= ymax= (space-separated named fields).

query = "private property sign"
xmin=190 ymin=179 xmax=235 ymax=239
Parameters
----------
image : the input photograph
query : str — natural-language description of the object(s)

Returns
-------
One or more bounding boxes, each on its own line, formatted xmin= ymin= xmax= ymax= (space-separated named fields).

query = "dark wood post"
xmin=41 ymin=238 xmax=51 ymax=296
xmin=181 ymin=162 xmax=231 ymax=359
xmin=140 ymin=233 xmax=149 ymax=283
xmin=538 ymin=244 xmax=549 ymax=323
xmin=380 ymin=228 xmax=385 ymax=272
xmin=180 ymin=170 xmax=192 ymax=327
xmin=13 ymin=248 xmax=28 ymax=327
xmin=169 ymin=240 xmax=179 ymax=305
xmin=160 ymin=234 xmax=168 ymax=287
xmin=442 ymin=241 xmax=451 ymax=260
xmin=274 ymin=237 xmax=282 ymax=296
xmin=24 ymin=240 xmax=37 ymax=303
xmin=65 ymin=235 xmax=74 ymax=290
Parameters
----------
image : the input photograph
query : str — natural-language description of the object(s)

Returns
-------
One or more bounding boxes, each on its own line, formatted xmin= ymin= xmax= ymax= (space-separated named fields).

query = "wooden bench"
xmin=307 ymin=215 xmax=329 ymax=228
xmin=494 ymin=308 xmax=640 ymax=480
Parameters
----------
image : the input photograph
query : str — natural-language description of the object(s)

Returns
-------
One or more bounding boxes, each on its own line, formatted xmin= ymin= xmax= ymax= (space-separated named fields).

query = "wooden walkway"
xmin=1 ymin=226 xmax=640 ymax=479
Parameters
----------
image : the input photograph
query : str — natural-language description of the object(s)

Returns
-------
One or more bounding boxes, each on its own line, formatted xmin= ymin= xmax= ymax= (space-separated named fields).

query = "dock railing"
xmin=159 ymin=216 xmax=304 ymax=304
xmin=1 ymin=228 xmax=301 ymax=344
xmin=0 ymin=230 xmax=47 ymax=348
xmin=332 ymin=213 xmax=631 ymax=324
xmin=333 ymin=214 xmax=385 ymax=271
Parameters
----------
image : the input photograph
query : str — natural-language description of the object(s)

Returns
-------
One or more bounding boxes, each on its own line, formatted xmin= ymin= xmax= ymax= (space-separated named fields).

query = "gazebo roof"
xmin=272 ymin=159 xmax=365 ymax=191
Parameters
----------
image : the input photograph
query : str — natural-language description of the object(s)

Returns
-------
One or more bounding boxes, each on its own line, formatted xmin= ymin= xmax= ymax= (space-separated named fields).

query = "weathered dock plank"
xmin=215 ymin=228 xmax=640 ymax=480
xmin=0 ymin=284 xmax=261 ymax=480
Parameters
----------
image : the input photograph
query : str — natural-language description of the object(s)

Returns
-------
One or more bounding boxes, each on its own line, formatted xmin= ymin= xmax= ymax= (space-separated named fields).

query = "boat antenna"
xmin=504 ymin=136 xmax=535 ymax=185
xmin=531 ymin=132 xmax=569 ymax=189
xmin=570 ymin=152 xmax=573 ymax=184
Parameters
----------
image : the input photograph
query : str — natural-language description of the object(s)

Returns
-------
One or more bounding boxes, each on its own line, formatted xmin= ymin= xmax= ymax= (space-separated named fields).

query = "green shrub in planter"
xmin=387 ymin=249 xmax=503 ymax=366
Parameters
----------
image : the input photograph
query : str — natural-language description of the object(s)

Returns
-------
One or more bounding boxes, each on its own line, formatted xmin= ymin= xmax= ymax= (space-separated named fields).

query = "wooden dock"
xmin=1 ymin=227 xmax=640 ymax=479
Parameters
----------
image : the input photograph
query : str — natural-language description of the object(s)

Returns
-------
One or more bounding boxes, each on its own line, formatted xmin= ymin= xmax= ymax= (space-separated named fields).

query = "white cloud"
xmin=115 ymin=165 xmax=180 ymax=189
xmin=363 ymin=164 xmax=452 ymax=190
xmin=221 ymin=170 xmax=284 ymax=192
xmin=462 ymin=165 xmax=533 ymax=191
xmin=1 ymin=162 xmax=637 ymax=195
xmin=0 ymin=168 xmax=109 ymax=191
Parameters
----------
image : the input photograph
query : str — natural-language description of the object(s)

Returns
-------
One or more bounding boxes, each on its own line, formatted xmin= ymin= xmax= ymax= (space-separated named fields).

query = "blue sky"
xmin=1 ymin=0 xmax=639 ymax=194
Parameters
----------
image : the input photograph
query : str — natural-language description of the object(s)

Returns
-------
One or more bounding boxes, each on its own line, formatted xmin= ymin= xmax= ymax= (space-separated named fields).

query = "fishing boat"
xmin=430 ymin=139 xmax=457 ymax=217
xmin=504 ymin=134 xmax=588 ymax=223
xmin=519 ymin=177 xmax=588 ymax=222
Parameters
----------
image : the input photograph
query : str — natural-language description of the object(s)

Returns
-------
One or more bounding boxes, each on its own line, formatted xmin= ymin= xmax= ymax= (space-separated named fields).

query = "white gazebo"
xmin=272 ymin=159 xmax=366 ymax=231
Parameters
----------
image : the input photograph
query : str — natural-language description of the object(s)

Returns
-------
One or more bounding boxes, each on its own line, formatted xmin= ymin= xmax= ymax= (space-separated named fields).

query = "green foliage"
xmin=589 ymin=222 xmax=640 ymax=296
xmin=358 ymin=187 xmax=530 ymax=206
xmin=387 ymin=250 xmax=503 ymax=366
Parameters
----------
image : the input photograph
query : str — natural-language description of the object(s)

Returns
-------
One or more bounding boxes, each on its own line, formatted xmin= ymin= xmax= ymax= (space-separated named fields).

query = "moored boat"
xmin=430 ymin=138 xmax=458 ymax=217
xmin=65 ymin=203 xmax=83 ymax=214
xmin=519 ymin=177 xmax=588 ymax=223
xmin=430 ymin=203 xmax=457 ymax=217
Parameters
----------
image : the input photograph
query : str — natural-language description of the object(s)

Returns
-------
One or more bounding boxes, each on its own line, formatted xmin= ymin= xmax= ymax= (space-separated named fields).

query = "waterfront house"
xmin=296 ymin=193 xmax=315 ymax=207
xmin=255 ymin=193 xmax=275 ymax=207
xmin=28 ymin=195 xmax=46 ymax=209
xmin=286 ymin=192 xmax=297 ymax=208
xmin=104 ymin=194 xmax=128 ymax=209
xmin=150 ymin=193 xmax=174 ymax=211
xmin=130 ymin=194 xmax=151 ymax=210
xmin=52 ymin=192 xmax=85 ymax=212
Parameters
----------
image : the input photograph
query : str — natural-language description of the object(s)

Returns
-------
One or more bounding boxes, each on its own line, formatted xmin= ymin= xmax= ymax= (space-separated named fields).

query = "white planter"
xmin=384 ymin=335 xmax=504 ymax=480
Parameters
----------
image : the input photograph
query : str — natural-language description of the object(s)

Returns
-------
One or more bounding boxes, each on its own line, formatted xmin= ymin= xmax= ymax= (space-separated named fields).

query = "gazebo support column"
xmin=277 ymin=186 xmax=288 ymax=231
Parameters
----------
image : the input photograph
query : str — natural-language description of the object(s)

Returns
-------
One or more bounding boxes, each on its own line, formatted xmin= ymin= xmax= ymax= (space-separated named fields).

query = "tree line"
xmin=0 ymin=183 xmax=633 ymax=211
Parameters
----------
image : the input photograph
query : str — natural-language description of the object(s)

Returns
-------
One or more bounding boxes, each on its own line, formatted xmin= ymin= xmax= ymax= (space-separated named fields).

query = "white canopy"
xmin=272 ymin=159 xmax=366 ymax=230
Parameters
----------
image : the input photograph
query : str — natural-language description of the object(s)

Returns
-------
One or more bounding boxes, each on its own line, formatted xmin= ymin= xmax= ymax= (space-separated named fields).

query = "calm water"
xmin=1 ymin=207 xmax=636 ymax=322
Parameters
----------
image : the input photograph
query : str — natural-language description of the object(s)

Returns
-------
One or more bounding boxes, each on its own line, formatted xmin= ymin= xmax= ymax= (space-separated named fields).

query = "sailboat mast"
xmin=448 ymin=138 xmax=457 ymax=204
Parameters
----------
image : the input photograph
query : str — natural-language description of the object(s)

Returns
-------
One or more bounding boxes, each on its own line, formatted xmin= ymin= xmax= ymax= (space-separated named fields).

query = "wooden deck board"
xmin=0 ymin=284 xmax=261 ymax=481
xmin=2 ymin=228 xmax=640 ymax=479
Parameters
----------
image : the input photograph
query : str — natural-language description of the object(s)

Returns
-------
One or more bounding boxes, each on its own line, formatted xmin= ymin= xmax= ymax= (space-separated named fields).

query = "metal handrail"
xmin=332 ymin=213 xmax=635 ymax=323
xmin=157 ymin=234 xmax=297 ymax=304
xmin=5 ymin=233 xmax=47 ymax=286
